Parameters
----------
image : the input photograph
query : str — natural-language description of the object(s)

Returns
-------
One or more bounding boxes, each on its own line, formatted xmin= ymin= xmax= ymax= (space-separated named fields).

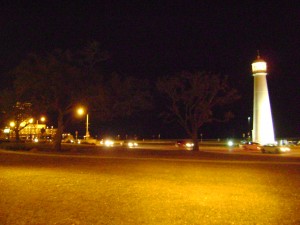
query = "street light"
xmin=77 ymin=107 xmax=90 ymax=139
xmin=248 ymin=116 xmax=251 ymax=140
xmin=9 ymin=121 xmax=15 ymax=128
xmin=36 ymin=116 xmax=46 ymax=139
xmin=9 ymin=121 xmax=15 ymax=140
xmin=40 ymin=116 xmax=46 ymax=123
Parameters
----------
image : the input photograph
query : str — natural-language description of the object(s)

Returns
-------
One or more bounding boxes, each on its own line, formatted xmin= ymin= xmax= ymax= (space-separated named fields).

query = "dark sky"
xmin=1 ymin=1 xmax=300 ymax=139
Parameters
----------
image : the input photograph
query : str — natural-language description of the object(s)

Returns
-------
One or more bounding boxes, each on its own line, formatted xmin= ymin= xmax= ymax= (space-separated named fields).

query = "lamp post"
xmin=247 ymin=116 xmax=251 ymax=140
xmin=85 ymin=113 xmax=90 ymax=139
xmin=36 ymin=116 xmax=46 ymax=139
xmin=40 ymin=116 xmax=46 ymax=123
xmin=29 ymin=118 xmax=33 ymax=140
xmin=9 ymin=121 xmax=15 ymax=140
xmin=77 ymin=107 xmax=90 ymax=139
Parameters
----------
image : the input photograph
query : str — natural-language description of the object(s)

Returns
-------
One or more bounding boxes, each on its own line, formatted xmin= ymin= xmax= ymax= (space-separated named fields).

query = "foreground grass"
xmin=0 ymin=150 xmax=300 ymax=224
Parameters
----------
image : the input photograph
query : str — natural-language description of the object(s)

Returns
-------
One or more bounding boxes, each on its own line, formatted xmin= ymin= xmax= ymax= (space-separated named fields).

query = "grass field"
xmin=0 ymin=149 xmax=300 ymax=224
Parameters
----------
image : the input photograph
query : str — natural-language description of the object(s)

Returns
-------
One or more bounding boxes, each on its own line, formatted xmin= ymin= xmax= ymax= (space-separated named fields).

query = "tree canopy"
xmin=9 ymin=44 xmax=152 ymax=151
xmin=157 ymin=71 xmax=240 ymax=150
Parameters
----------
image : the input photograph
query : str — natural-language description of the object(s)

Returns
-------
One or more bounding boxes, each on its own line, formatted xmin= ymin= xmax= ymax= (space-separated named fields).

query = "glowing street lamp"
xmin=77 ymin=107 xmax=90 ymax=139
xmin=9 ymin=121 xmax=15 ymax=139
xmin=9 ymin=121 xmax=15 ymax=128
xmin=40 ymin=116 xmax=46 ymax=123
xmin=35 ymin=116 xmax=46 ymax=139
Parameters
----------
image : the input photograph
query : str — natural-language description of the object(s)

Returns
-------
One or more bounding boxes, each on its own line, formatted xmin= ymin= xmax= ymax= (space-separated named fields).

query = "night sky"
xmin=1 ymin=1 xmax=300 ymax=139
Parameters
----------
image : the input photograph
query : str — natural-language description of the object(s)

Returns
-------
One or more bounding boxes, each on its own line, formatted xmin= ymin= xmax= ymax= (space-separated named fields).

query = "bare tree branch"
xmin=157 ymin=71 xmax=240 ymax=151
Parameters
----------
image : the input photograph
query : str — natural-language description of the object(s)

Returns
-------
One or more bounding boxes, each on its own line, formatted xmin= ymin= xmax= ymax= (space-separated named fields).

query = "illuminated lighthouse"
xmin=251 ymin=52 xmax=275 ymax=144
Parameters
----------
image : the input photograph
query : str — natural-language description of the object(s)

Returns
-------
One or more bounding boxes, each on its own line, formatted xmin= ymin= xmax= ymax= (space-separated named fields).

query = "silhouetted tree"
xmin=157 ymin=71 xmax=240 ymax=151
xmin=78 ymin=41 xmax=110 ymax=78
xmin=12 ymin=50 xmax=83 ymax=150
xmin=0 ymin=91 xmax=33 ymax=141
xmin=0 ymin=89 xmax=16 ymax=128
xmin=11 ymin=46 xmax=152 ymax=151
xmin=76 ymin=41 xmax=152 ymax=122
xmin=103 ymin=73 xmax=153 ymax=118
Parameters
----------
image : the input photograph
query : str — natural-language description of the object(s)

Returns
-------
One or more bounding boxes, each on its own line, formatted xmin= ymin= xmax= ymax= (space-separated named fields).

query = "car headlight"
xmin=104 ymin=140 xmax=114 ymax=147
xmin=186 ymin=143 xmax=194 ymax=147
xmin=227 ymin=140 xmax=234 ymax=147
xmin=128 ymin=142 xmax=138 ymax=147
xmin=279 ymin=147 xmax=290 ymax=152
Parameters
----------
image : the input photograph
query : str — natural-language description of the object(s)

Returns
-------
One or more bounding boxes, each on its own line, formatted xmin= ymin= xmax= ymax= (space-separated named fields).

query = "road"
xmin=0 ymin=148 xmax=300 ymax=225
xmin=129 ymin=141 xmax=300 ymax=157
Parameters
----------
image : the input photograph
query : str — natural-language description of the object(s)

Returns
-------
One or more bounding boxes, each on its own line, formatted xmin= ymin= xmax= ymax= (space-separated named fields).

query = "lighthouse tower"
xmin=251 ymin=52 xmax=275 ymax=145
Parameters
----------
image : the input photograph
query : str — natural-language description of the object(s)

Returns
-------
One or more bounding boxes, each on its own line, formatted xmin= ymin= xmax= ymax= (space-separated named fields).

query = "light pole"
xmin=247 ymin=116 xmax=251 ymax=140
xmin=9 ymin=121 xmax=15 ymax=140
xmin=36 ymin=116 xmax=46 ymax=139
xmin=29 ymin=118 xmax=33 ymax=140
xmin=77 ymin=107 xmax=90 ymax=139
xmin=85 ymin=113 xmax=90 ymax=139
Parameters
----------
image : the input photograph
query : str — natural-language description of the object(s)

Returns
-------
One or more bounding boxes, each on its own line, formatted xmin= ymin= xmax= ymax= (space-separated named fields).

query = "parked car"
xmin=240 ymin=142 xmax=261 ymax=151
xmin=175 ymin=140 xmax=194 ymax=150
xmin=261 ymin=144 xmax=290 ymax=154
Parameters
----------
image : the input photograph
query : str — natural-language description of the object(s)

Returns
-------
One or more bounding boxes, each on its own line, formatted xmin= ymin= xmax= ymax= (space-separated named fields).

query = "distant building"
xmin=19 ymin=124 xmax=57 ymax=140
xmin=1 ymin=124 xmax=57 ymax=141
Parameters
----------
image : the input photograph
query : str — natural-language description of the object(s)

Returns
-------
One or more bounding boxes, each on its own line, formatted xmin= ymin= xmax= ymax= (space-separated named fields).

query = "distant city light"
xmin=3 ymin=128 xmax=10 ymax=133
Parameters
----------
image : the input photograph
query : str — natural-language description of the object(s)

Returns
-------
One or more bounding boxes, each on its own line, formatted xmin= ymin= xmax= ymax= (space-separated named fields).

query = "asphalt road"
xmin=0 ymin=148 xmax=300 ymax=225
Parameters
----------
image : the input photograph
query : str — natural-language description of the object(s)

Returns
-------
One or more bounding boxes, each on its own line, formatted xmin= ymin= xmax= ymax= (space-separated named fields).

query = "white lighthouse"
xmin=251 ymin=52 xmax=275 ymax=145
